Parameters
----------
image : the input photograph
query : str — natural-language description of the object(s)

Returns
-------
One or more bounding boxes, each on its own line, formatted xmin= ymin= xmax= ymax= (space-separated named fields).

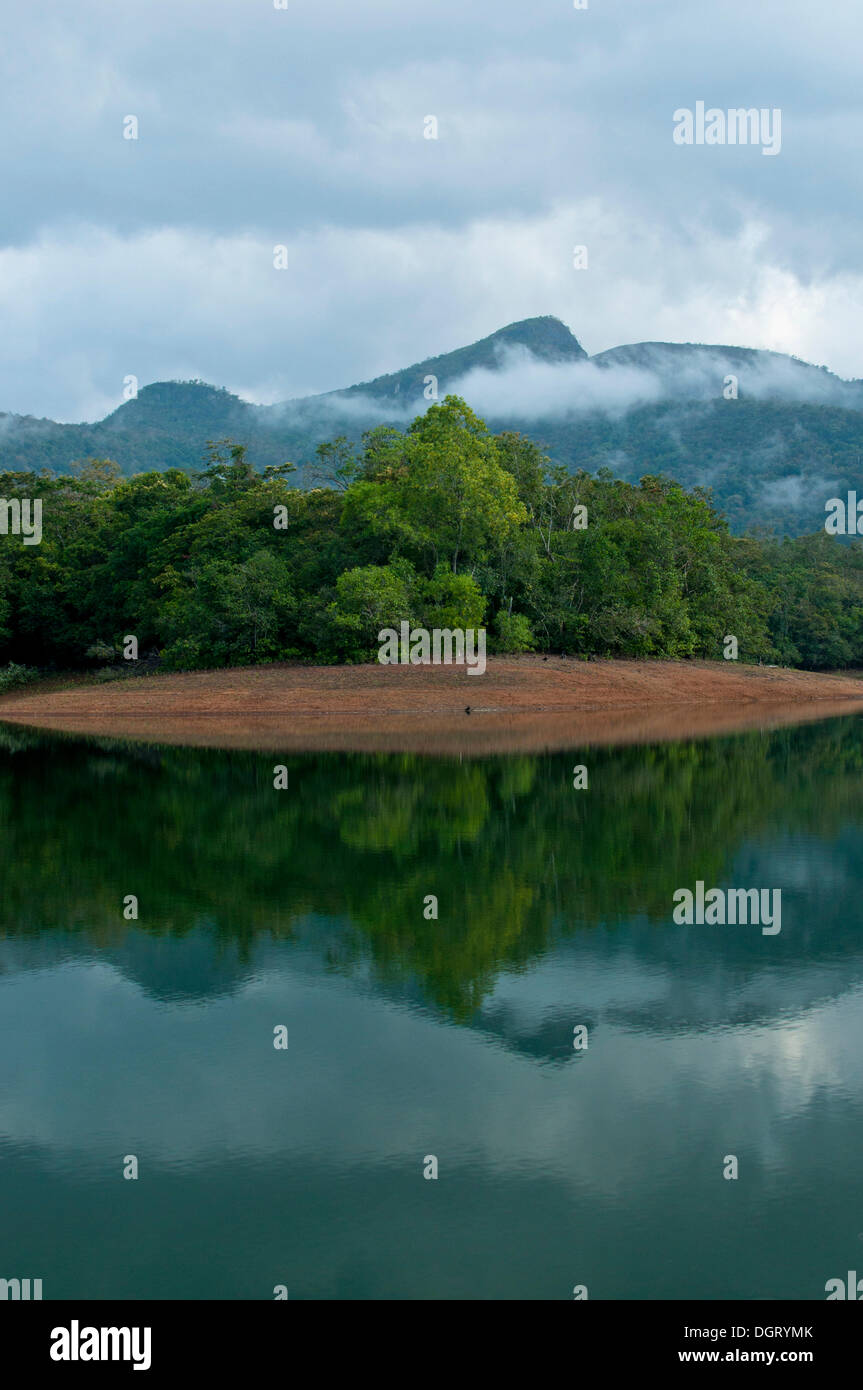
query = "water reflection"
xmin=1 ymin=719 xmax=862 ymax=1299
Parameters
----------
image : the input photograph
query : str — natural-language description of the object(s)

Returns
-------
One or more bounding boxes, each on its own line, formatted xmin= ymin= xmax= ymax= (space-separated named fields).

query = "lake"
xmin=1 ymin=716 xmax=862 ymax=1300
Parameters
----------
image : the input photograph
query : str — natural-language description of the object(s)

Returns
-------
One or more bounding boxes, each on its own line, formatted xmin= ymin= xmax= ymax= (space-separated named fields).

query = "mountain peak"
xmin=483 ymin=316 xmax=588 ymax=362
xmin=102 ymin=379 xmax=249 ymax=433
xmin=333 ymin=316 xmax=587 ymax=404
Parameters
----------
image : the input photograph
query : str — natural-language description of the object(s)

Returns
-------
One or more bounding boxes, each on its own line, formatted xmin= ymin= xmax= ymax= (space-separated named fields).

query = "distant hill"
xmin=3 ymin=314 xmax=862 ymax=534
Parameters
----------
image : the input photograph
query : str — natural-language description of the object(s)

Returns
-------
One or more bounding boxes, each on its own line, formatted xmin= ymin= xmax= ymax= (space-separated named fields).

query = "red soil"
xmin=2 ymin=657 xmax=863 ymax=754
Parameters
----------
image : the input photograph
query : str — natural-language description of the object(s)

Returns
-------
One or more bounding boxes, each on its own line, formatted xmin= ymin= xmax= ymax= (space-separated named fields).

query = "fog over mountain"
xmin=3 ymin=315 xmax=862 ymax=535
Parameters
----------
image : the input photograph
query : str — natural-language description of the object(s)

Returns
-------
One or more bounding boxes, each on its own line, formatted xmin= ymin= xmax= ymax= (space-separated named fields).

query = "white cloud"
xmin=0 ymin=1 xmax=862 ymax=417
xmin=3 ymin=208 xmax=863 ymax=422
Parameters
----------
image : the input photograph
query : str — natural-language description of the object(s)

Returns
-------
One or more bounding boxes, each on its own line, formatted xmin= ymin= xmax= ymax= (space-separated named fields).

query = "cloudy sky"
xmin=2 ymin=0 xmax=862 ymax=422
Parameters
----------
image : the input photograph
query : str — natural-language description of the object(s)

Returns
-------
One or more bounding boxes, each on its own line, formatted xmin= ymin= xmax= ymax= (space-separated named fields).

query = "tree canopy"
xmin=1 ymin=395 xmax=862 ymax=672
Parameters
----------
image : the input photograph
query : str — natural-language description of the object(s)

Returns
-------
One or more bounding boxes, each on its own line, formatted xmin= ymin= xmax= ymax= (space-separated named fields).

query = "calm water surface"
xmin=1 ymin=717 xmax=862 ymax=1299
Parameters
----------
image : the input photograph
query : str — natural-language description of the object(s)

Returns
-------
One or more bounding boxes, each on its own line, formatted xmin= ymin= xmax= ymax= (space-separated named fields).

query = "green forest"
xmin=2 ymin=393 xmax=863 ymax=677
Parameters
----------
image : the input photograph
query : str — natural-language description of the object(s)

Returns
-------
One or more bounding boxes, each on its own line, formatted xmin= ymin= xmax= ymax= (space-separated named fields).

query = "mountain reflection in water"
xmin=1 ymin=717 xmax=862 ymax=1300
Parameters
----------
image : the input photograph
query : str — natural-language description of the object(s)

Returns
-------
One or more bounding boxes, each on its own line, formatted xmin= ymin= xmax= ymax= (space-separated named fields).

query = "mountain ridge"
xmin=2 ymin=314 xmax=862 ymax=535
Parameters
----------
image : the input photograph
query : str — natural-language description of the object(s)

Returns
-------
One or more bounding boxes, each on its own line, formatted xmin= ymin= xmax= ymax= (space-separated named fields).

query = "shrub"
xmin=492 ymin=610 xmax=535 ymax=653
xmin=0 ymin=662 xmax=41 ymax=692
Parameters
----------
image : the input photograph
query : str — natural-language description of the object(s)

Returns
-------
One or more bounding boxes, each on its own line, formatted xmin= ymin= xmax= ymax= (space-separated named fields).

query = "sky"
xmin=2 ymin=0 xmax=862 ymax=422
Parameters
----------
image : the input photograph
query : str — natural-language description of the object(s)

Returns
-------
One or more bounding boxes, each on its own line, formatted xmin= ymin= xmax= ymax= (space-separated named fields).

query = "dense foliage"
xmin=2 ymin=394 xmax=863 ymax=672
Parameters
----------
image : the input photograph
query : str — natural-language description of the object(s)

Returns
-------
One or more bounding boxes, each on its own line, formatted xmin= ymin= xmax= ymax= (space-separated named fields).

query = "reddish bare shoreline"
xmin=2 ymin=656 xmax=863 ymax=754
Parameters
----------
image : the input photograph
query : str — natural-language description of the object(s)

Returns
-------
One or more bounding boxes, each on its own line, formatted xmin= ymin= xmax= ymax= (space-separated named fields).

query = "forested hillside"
xmin=3 ymin=396 xmax=863 ymax=676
